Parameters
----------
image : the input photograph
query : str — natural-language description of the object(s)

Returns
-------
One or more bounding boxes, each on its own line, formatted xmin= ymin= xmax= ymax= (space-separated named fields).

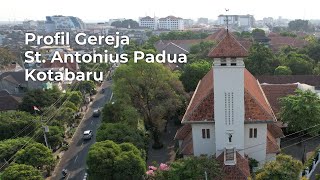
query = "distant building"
xmin=45 ymin=15 xmax=85 ymax=33
xmin=218 ymin=14 xmax=255 ymax=28
xmin=139 ymin=16 xmax=158 ymax=30
xmin=109 ymin=18 xmax=126 ymax=25
xmin=197 ymin=18 xmax=209 ymax=25
xmin=183 ymin=19 xmax=194 ymax=28
xmin=158 ymin=16 xmax=184 ymax=30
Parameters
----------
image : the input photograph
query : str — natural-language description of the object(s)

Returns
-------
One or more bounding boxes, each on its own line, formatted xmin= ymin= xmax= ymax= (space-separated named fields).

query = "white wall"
xmin=192 ymin=123 xmax=216 ymax=156
xmin=214 ymin=58 xmax=245 ymax=157
xmin=244 ymin=123 xmax=267 ymax=164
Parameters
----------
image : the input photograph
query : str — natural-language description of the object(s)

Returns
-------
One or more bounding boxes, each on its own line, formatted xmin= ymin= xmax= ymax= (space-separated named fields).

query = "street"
xmin=51 ymin=79 xmax=113 ymax=180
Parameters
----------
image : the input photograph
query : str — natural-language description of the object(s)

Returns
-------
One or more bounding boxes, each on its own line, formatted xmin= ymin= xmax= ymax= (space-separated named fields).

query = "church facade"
xmin=175 ymin=31 xmax=283 ymax=179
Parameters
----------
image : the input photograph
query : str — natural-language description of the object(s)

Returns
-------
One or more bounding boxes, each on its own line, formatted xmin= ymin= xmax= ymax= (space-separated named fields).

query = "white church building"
xmin=175 ymin=31 xmax=283 ymax=179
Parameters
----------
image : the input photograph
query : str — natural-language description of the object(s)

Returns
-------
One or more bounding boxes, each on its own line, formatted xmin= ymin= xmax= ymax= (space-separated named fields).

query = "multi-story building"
xmin=197 ymin=17 xmax=209 ymax=25
xmin=45 ymin=15 xmax=85 ymax=33
xmin=218 ymin=14 xmax=255 ymax=28
xmin=158 ymin=16 xmax=184 ymax=30
xmin=139 ymin=16 xmax=158 ymax=30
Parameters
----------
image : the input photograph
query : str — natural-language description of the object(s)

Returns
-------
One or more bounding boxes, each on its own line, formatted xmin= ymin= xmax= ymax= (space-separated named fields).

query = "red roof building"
xmin=175 ymin=31 xmax=283 ymax=180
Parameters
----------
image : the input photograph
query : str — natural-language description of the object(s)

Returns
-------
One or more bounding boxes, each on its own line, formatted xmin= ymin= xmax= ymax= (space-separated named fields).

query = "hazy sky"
xmin=0 ymin=0 xmax=319 ymax=22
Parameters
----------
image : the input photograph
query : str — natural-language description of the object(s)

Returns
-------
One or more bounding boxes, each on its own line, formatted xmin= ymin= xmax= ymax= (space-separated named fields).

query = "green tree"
xmin=113 ymin=61 xmax=186 ymax=148
xmin=96 ymin=123 xmax=146 ymax=150
xmin=63 ymin=101 xmax=78 ymax=111
xmin=313 ymin=63 xmax=320 ymax=75
xmin=76 ymin=80 xmax=96 ymax=94
xmin=288 ymin=19 xmax=314 ymax=32
xmin=279 ymin=90 xmax=320 ymax=135
xmin=102 ymin=101 xmax=141 ymax=127
xmin=304 ymin=41 xmax=320 ymax=63
xmin=19 ymin=87 xmax=61 ymax=113
xmin=256 ymin=154 xmax=303 ymax=180
xmin=67 ymin=91 xmax=83 ymax=107
xmin=159 ymin=31 xmax=209 ymax=40
xmin=87 ymin=140 xmax=146 ymax=180
xmin=274 ymin=66 xmax=292 ymax=75
xmin=154 ymin=156 xmax=221 ymax=180
xmin=0 ymin=48 xmax=17 ymax=68
xmin=180 ymin=61 xmax=211 ymax=92
xmin=16 ymin=142 xmax=54 ymax=169
xmin=245 ymin=43 xmax=275 ymax=75
xmin=111 ymin=19 xmax=139 ymax=28
xmin=0 ymin=111 xmax=40 ymax=141
xmin=188 ymin=41 xmax=216 ymax=62
xmin=0 ymin=138 xmax=34 ymax=164
xmin=55 ymin=107 xmax=76 ymax=126
xmin=281 ymin=52 xmax=314 ymax=75
xmin=1 ymin=164 xmax=43 ymax=180
xmin=36 ymin=126 xmax=64 ymax=149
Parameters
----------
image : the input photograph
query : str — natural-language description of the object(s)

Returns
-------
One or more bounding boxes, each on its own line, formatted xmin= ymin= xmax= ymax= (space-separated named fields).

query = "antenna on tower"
xmin=224 ymin=8 xmax=230 ymax=32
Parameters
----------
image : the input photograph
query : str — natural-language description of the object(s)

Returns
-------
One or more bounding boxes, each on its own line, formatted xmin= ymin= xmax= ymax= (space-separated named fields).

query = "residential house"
xmin=0 ymin=90 xmax=22 ymax=111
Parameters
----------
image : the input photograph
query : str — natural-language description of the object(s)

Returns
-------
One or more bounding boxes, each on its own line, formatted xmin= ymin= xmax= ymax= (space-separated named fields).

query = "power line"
xmin=0 ymin=63 xmax=103 ymax=170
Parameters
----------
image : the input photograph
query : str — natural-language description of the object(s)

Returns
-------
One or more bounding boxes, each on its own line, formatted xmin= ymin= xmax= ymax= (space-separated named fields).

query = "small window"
xmin=249 ymin=128 xmax=257 ymax=138
xmin=231 ymin=58 xmax=237 ymax=66
xmin=202 ymin=129 xmax=206 ymax=138
xmin=221 ymin=58 xmax=227 ymax=66
xmin=254 ymin=128 xmax=257 ymax=138
xmin=202 ymin=129 xmax=210 ymax=139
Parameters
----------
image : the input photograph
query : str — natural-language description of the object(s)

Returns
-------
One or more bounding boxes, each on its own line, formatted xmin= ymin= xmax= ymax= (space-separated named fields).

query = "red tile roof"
xmin=0 ymin=90 xmax=22 ymax=111
xmin=180 ymin=131 xmax=193 ymax=155
xmin=260 ymin=83 xmax=298 ymax=116
xmin=266 ymin=130 xmax=280 ymax=154
xmin=42 ymin=52 xmax=78 ymax=72
xmin=182 ymin=68 xmax=276 ymax=123
xmin=208 ymin=32 xmax=248 ymax=58
xmin=267 ymin=123 xmax=284 ymax=139
xmin=206 ymin=28 xmax=228 ymax=42
xmin=216 ymin=152 xmax=251 ymax=180
xmin=174 ymin=124 xmax=191 ymax=140
xmin=257 ymin=75 xmax=320 ymax=89
xmin=268 ymin=36 xmax=308 ymax=52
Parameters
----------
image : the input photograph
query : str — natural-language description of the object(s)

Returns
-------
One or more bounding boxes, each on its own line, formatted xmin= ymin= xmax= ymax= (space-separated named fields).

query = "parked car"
xmin=83 ymin=130 xmax=93 ymax=140
xmin=92 ymin=109 xmax=101 ymax=117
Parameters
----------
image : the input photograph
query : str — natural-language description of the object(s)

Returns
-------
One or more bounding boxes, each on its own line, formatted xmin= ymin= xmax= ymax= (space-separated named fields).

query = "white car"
xmin=83 ymin=130 xmax=93 ymax=140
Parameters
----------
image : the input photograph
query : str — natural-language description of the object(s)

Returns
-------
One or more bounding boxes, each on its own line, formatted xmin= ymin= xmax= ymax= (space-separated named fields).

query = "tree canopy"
xmin=1 ymin=164 xmax=43 ymax=180
xmin=96 ymin=123 xmax=146 ymax=150
xmin=0 ymin=137 xmax=34 ymax=164
xmin=153 ymin=156 xmax=221 ymax=180
xmin=0 ymin=111 xmax=40 ymax=141
xmin=180 ymin=60 xmax=211 ymax=92
xmin=0 ymin=48 xmax=17 ymax=68
xmin=87 ymin=140 xmax=146 ymax=180
xmin=159 ymin=31 xmax=209 ymax=40
xmin=113 ymin=61 xmax=186 ymax=148
xmin=280 ymin=90 xmax=320 ymax=135
xmin=15 ymin=142 xmax=54 ymax=169
xmin=111 ymin=19 xmax=139 ymax=28
xmin=245 ymin=43 xmax=276 ymax=75
xmin=274 ymin=66 xmax=292 ymax=75
xmin=256 ymin=154 xmax=303 ymax=180
xmin=288 ymin=19 xmax=314 ymax=32
xmin=19 ymin=87 xmax=61 ymax=113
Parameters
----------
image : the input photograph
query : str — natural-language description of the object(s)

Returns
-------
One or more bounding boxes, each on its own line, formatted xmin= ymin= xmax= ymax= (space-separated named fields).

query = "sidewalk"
xmin=147 ymin=120 xmax=179 ymax=166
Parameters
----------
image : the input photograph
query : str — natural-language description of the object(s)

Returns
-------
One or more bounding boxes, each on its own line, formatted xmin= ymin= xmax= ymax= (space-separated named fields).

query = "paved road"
xmin=51 ymin=80 xmax=113 ymax=180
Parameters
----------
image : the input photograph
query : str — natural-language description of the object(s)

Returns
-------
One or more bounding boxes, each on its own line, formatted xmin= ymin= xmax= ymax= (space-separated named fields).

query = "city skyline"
xmin=0 ymin=0 xmax=319 ymax=22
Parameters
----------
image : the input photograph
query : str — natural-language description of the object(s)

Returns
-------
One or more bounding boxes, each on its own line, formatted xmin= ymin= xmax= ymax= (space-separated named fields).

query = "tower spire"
xmin=224 ymin=8 xmax=230 ymax=32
